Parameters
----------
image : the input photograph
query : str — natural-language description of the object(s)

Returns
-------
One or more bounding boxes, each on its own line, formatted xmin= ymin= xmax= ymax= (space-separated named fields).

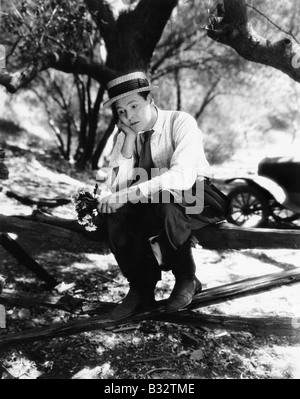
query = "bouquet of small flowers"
xmin=72 ymin=184 xmax=100 ymax=231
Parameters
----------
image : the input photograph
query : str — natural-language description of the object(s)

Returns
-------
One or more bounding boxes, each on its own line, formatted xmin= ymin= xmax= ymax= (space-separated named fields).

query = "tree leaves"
xmin=1 ymin=0 xmax=97 ymax=64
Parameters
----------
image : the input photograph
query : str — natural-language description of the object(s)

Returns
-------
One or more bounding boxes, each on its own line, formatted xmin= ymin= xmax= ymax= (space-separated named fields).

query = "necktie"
xmin=138 ymin=129 xmax=154 ymax=180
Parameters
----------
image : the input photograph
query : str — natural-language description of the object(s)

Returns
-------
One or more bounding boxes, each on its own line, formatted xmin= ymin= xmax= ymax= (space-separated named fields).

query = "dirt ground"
xmin=0 ymin=139 xmax=300 ymax=380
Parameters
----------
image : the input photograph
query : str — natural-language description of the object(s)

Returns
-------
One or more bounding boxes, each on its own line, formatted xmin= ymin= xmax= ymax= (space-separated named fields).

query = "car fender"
xmin=225 ymin=176 xmax=287 ymax=204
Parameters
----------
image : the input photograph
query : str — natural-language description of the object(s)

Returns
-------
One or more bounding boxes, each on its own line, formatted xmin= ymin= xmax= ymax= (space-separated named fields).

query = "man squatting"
xmin=94 ymin=72 xmax=230 ymax=320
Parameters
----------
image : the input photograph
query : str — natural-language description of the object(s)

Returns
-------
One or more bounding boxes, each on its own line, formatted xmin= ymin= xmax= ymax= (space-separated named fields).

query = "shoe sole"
xmin=110 ymin=301 xmax=158 ymax=321
xmin=165 ymin=296 xmax=193 ymax=314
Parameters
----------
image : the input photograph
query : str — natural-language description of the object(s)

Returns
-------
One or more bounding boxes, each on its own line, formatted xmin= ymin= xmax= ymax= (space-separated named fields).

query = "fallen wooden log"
xmin=2 ymin=213 xmax=300 ymax=252
xmin=0 ymin=311 xmax=114 ymax=351
xmin=0 ymin=214 xmax=109 ymax=255
xmin=155 ymin=313 xmax=300 ymax=338
xmin=0 ymin=233 xmax=58 ymax=288
xmin=0 ymin=268 xmax=299 ymax=350
xmin=187 ymin=268 xmax=300 ymax=311
xmin=0 ymin=289 xmax=93 ymax=314
xmin=2 ymin=269 xmax=300 ymax=316
xmin=5 ymin=190 xmax=71 ymax=208
xmin=82 ymin=269 xmax=300 ymax=317
xmin=22 ymin=211 xmax=300 ymax=250
xmin=24 ymin=209 xmax=86 ymax=234
xmin=194 ymin=222 xmax=300 ymax=250
xmin=83 ymin=269 xmax=300 ymax=315
xmin=1 ymin=311 xmax=299 ymax=353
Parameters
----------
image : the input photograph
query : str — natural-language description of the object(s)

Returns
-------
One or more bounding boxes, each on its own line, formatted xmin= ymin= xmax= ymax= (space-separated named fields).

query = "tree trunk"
xmin=194 ymin=78 xmax=221 ymax=120
xmin=48 ymin=119 xmax=68 ymax=160
xmin=74 ymin=76 xmax=88 ymax=162
xmin=91 ymin=117 xmax=116 ymax=169
xmin=0 ymin=1 xmax=180 ymax=164
xmin=77 ymin=85 xmax=105 ymax=168
xmin=0 ymin=149 xmax=9 ymax=180
xmin=0 ymin=275 xmax=5 ymax=294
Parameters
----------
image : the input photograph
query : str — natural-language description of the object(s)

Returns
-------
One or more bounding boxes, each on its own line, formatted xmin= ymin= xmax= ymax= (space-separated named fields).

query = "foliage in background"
xmin=1 ymin=0 xmax=300 ymax=168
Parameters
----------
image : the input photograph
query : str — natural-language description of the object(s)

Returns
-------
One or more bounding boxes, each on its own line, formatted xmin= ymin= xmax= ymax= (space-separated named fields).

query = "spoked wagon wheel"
xmin=269 ymin=200 xmax=300 ymax=224
xmin=227 ymin=185 xmax=270 ymax=228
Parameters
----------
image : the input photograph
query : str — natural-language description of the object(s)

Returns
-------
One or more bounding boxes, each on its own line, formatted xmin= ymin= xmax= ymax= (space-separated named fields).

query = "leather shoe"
xmin=165 ymin=276 xmax=202 ymax=313
xmin=110 ymin=288 xmax=156 ymax=321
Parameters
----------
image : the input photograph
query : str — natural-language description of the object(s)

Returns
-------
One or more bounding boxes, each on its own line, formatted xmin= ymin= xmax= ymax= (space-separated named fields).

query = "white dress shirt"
xmin=99 ymin=107 xmax=212 ymax=204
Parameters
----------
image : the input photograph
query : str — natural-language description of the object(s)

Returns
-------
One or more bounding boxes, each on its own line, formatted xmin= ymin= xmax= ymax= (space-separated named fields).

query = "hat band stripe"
xmin=108 ymin=79 xmax=149 ymax=100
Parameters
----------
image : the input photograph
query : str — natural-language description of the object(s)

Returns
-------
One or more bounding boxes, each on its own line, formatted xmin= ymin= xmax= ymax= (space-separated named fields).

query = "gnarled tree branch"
xmin=207 ymin=0 xmax=300 ymax=83
xmin=0 ymin=64 xmax=40 ymax=93
xmin=0 ymin=52 xmax=114 ymax=93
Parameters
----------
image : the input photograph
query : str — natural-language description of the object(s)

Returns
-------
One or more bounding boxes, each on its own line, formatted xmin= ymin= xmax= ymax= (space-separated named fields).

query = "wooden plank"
xmin=2 ymin=269 xmax=298 ymax=317
xmin=0 ymin=268 xmax=299 ymax=350
xmin=0 ymin=215 xmax=110 ymax=255
xmin=188 ymin=268 xmax=300 ymax=310
xmin=156 ymin=313 xmax=300 ymax=338
xmin=0 ymin=233 xmax=58 ymax=288
xmin=84 ymin=269 xmax=300 ymax=316
xmin=26 ymin=213 xmax=300 ymax=250
xmin=194 ymin=222 xmax=300 ymax=249
xmin=0 ymin=289 xmax=94 ymax=314
xmin=5 ymin=190 xmax=71 ymax=208
xmin=2 ymin=214 xmax=300 ymax=251
xmin=1 ymin=311 xmax=298 ymax=353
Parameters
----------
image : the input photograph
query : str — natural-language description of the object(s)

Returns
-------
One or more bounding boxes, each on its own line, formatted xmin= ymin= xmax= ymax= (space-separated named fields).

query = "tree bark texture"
xmin=1 ymin=214 xmax=300 ymax=253
xmin=195 ymin=222 xmax=300 ymax=250
xmin=2 ymin=0 xmax=300 ymax=92
xmin=0 ymin=149 xmax=9 ymax=180
xmin=207 ymin=0 xmax=300 ymax=83
xmin=0 ymin=289 xmax=92 ymax=314
xmin=0 ymin=0 xmax=179 ymax=93
xmin=5 ymin=191 xmax=71 ymax=208
xmin=0 ymin=215 xmax=110 ymax=256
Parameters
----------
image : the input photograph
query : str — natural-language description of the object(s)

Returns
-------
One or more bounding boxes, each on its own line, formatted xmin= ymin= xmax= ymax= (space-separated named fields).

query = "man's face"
xmin=115 ymin=93 xmax=155 ymax=132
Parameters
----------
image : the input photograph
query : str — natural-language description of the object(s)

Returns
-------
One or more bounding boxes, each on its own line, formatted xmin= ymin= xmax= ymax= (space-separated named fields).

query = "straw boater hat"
xmin=103 ymin=71 xmax=158 ymax=107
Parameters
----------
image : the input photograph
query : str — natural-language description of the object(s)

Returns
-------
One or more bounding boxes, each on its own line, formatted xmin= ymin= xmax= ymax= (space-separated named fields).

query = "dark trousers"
xmin=104 ymin=201 xmax=173 ymax=290
xmin=107 ymin=202 xmax=162 ymax=289
xmin=96 ymin=181 xmax=229 ymax=290
xmin=95 ymin=200 xmax=191 ymax=289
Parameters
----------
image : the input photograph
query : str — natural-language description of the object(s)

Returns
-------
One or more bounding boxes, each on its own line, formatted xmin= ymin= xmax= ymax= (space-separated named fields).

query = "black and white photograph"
xmin=0 ymin=0 xmax=299 ymax=382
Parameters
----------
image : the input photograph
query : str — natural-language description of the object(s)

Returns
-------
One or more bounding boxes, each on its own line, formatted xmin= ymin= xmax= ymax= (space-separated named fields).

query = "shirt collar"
xmin=138 ymin=106 xmax=163 ymax=135
xmin=151 ymin=106 xmax=163 ymax=134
